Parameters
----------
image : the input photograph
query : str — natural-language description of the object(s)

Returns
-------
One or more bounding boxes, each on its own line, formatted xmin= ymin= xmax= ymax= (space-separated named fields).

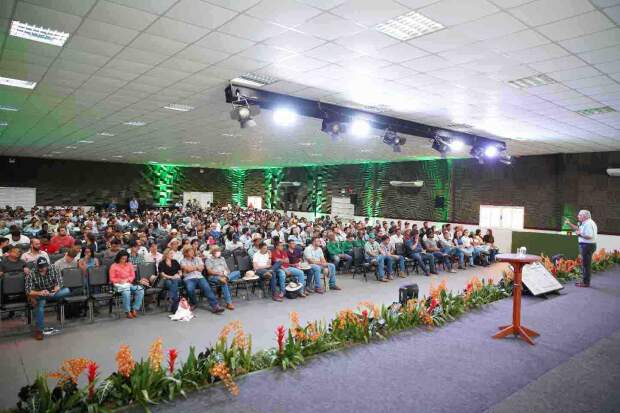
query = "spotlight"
xmin=321 ymin=115 xmax=346 ymax=142
xmin=350 ymin=118 xmax=370 ymax=137
xmin=499 ymin=151 xmax=512 ymax=165
xmin=273 ymin=107 xmax=297 ymax=126
xmin=230 ymin=103 xmax=259 ymax=128
xmin=484 ymin=145 xmax=499 ymax=158
xmin=470 ymin=146 xmax=485 ymax=164
xmin=448 ymin=139 xmax=464 ymax=151
xmin=382 ymin=129 xmax=406 ymax=152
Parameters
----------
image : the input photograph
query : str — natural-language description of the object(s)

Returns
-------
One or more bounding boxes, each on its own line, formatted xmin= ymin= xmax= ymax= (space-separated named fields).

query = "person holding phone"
xmin=565 ymin=210 xmax=597 ymax=287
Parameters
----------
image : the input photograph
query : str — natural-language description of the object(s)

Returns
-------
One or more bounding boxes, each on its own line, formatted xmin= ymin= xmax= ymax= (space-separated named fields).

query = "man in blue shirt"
xmin=565 ymin=210 xmax=598 ymax=287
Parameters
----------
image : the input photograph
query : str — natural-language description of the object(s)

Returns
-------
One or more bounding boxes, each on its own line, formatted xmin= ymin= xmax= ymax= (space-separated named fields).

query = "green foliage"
xmin=273 ymin=330 xmax=305 ymax=370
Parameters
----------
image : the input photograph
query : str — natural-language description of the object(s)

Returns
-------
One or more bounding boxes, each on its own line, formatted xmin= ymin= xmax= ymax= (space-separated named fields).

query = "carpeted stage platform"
xmin=148 ymin=267 xmax=620 ymax=413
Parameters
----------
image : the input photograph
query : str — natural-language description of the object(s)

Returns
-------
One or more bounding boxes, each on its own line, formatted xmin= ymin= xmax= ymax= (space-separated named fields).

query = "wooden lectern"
xmin=494 ymin=253 xmax=542 ymax=345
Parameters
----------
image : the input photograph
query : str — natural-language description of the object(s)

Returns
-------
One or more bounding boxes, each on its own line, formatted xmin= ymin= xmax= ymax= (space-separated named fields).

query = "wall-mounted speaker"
xmin=435 ymin=196 xmax=445 ymax=209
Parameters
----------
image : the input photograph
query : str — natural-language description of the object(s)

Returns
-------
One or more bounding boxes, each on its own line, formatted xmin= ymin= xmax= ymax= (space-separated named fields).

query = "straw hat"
xmin=242 ymin=270 xmax=259 ymax=281
xmin=285 ymin=282 xmax=302 ymax=292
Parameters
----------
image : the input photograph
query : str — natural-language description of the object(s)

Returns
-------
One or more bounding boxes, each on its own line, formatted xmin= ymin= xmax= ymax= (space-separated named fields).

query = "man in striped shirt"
xmin=26 ymin=257 xmax=70 ymax=341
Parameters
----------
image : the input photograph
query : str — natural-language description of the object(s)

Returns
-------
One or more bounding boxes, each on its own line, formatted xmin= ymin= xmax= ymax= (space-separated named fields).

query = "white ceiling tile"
xmin=14 ymin=1 xmax=82 ymax=32
xmin=402 ymin=54 xmax=454 ymax=71
xmin=537 ymin=11 xmax=616 ymax=41
xmin=548 ymin=66 xmax=602 ymax=81
xmin=505 ymin=43 xmax=570 ymax=64
xmin=104 ymin=58 xmax=153 ymax=75
xmin=331 ymin=0 xmax=409 ymax=26
xmin=146 ymin=17 xmax=210 ymax=43
xmin=116 ymin=47 xmax=168 ymax=65
xmin=262 ymin=80 xmax=307 ymax=93
xmin=215 ymin=55 xmax=269 ymax=72
xmin=375 ymin=64 xmax=419 ymax=81
xmin=165 ymin=0 xmax=237 ymax=29
xmin=559 ymin=28 xmax=620 ymax=53
xmin=335 ymin=29 xmax=398 ymax=55
xmin=395 ymin=0 xmax=443 ymax=7
xmin=158 ymin=57 xmax=209 ymax=74
xmin=263 ymin=30 xmax=326 ymax=53
xmin=238 ymin=44 xmax=297 ymax=63
xmin=563 ymin=75 xmax=616 ymax=88
xmin=129 ymin=33 xmax=187 ymax=56
xmin=77 ymin=18 xmax=139 ymax=46
xmin=246 ymin=0 xmax=322 ymax=26
xmin=603 ymin=5 xmax=620 ymax=24
xmin=489 ymin=0 xmax=531 ymax=6
xmin=218 ymin=14 xmax=288 ymax=41
xmin=369 ymin=42 xmax=428 ymax=63
xmin=107 ymin=0 xmax=179 ymax=15
xmin=591 ymin=0 xmax=620 ymax=7
xmin=275 ymin=55 xmax=328 ymax=71
xmin=420 ymin=0 xmax=499 ymax=26
xmin=24 ymin=0 xmax=96 ymax=17
xmin=408 ymin=27 xmax=479 ymax=53
xmin=578 ymin=46 xmax=620 ymax=65
xmin=296 ymin=12 xmax=365 ymax=40
xmin=89 ymin=0 xmax=158 ymax=30
xmin=509 ymin=0 xmax=594 ymax=26
xmin=305 ymin=42 xmax=362 ymax=63
xmin=65 ymin=35 xmax=124 ymax=57
xmin=194 ymin=31 xmax=255 ymax=54
xmin=0 ymin=0 xmax=15 ymax=19
xmin=454 ymin=12 xmax=526 ymax=41
xmin=204 ymin=0 xmax=262 ymax=11
xmin=529 ymin=55 xmax=588 ymax=73
xmin=482 ymin=29 xmax=549 ymax=52
xmin=594 ymin=60 xmax=620 ymax=74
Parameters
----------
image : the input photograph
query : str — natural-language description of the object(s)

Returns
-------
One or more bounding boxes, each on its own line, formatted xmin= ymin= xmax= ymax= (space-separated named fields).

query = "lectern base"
xmin=493 ymin=324 xmax=539 ymax=345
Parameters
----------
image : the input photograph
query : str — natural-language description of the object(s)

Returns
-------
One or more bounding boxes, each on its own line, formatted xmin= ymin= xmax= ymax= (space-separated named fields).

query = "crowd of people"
xmin=0 ymin=203 xmax=499 ymax=341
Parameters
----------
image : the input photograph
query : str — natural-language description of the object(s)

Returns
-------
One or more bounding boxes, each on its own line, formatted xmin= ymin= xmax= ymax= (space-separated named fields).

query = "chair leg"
xmin=60 ymin=304 xmax=65 ymax=328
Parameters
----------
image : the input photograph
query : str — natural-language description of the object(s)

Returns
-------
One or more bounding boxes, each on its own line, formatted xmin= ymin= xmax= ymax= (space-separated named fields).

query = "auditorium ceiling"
xmin=0 ymin=0 xmax=619 ymax=168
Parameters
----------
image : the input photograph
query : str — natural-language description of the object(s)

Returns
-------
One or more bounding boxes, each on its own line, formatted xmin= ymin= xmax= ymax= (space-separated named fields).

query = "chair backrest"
xmin=352 ymin=247 xmax=365 ymax=265
xmin=59 ymin=247 xmax=69 ymax=254
xmin=18 ymin=243 xmax=30 ymax=252
xmin=102 ymin=256 xmax=115 ymax=267
xmin=94 ymin=252 xmax=104 ymax=262
xmin=221 ymin=249 xmax=233 ymax=258
xmin=138 ymin=262 xmax=156 ymax=280
xmin=88 ymin=267 xmax=109 ymax=287
xmin=232 ymin=249 xmax=248 ymax=264
xmin=225 ymin=255 xmax=237 ymax=272
xmin=62 ymin=268 xmax=86 ymax=289
xmin=49 ymin=253 xmax=64 ymax=263
xmin=394 ymin=243 xmax=405 ymax=256
xmin=2 ymin=273 xmax=26 ymax=295
xmin=236 ymin=255 xmax=251 ymax=272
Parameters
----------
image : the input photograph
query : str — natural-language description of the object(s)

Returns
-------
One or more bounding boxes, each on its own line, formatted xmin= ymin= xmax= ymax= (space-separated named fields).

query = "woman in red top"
xmin=109 ymin=250 xmax=144 ymax=319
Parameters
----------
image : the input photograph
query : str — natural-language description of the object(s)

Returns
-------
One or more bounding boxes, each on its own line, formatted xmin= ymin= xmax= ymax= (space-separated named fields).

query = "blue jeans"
xmin=579 ymin=243 xmax=596 ymax=285
xmin=310 ymin=263 xmax=336 ymax=287
xmin=184 ymin=277 xmax=219 ymax=308
xmin=208 ymin=270 xmax=241 ymax=304
xmin=443 ymin=247 xmax=465 ymax=267
xmin=331 ymin=254 xmax=352 ymax=270
xmin=279 ymin=266 xmax=306 ymax=288
xmin=308 ymin=265 xmax=323 ymax=289
xmin=388 ymin=255 xmax=405 ymax=274
xmin=431 ymin=251 xmax=451 ymax=270
xmin=369 ymin=255 xmax=391 ymax=279
xmin=410 ymin=252 xmax=433 ymax=275
xmin=164 ymin=278 xmax=181 ymax=313
xmin=35 ymin=287 xmax=70 ymax=330
xmin=256 ymin=267 xmax=285 ymax=295
xmin=115 ymin=285 xmax=144 ymax=313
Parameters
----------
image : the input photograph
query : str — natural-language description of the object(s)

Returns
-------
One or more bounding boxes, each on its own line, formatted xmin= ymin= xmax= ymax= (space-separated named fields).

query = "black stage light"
xmin=383 ymin=129 xmax=406 ymax=152
xmin=432 ymin=137 xmax=449 ymax=157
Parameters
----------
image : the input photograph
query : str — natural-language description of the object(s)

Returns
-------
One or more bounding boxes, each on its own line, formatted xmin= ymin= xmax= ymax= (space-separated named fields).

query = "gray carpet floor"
xmin=150 ymin=267 xmax=620 ymax=413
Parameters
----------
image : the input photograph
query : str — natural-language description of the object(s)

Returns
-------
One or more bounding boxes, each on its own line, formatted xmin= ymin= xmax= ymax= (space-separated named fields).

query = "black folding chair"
xmin=0 ymin=272 xmax=31 ymax=324
xmin=87 ymin=267 xmax=114 ymax=321
xmin=61 ymin=268 xmax=90 ymax=325
xmin=351 ymin=247 xmax=370 ymax=282
xmin=236 ymin=254 xmax=259 ymax=298
xmin=395 ymin=243 xmax=416 ymax=275
xmin=138 ymin=263 xmax=163 ymax=310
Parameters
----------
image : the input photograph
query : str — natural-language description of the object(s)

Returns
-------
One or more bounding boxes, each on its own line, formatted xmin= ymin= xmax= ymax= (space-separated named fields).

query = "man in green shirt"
xmin=326 ymin=232 xmax=352 ymax=271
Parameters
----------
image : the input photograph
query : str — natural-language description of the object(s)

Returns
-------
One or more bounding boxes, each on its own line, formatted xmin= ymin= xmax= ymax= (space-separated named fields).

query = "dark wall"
xmin=1 ymin=151 xmax=618 ymax=233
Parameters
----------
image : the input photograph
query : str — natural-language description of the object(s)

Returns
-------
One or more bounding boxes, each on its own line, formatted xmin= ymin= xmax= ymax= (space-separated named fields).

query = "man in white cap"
xmin=565 ymin=210 xmax=597 ymax=287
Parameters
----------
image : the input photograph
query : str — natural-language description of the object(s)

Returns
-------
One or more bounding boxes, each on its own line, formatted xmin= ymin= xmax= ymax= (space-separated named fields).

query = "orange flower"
xmin=357 ymin=301 xmax=379 ymax=318
xmin=148 ymin=338 xmax=163 ymax=371
xmin=219 ymin=320 xmax=243 ymax=345
xmin=48 ymin=358 xmax=93 ymax=385
xmin=307 ymin=322 xmax=321 ymax=342
xmin=290 ymin=311 xmax=300 ymax=328
xmin=430 ymin=279 xmax=448 ymax=301
xmin=211 ymin=362 xmax=239 ymax=396
xmin=116 ymin=344 xmax=135 ymax=378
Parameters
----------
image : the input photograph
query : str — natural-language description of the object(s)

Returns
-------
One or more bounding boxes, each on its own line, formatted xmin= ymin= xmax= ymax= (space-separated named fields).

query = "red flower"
xmin=429 ymin=298 xmax=438 ymax=313
xmin=167 ymin=348 xmax=178 ymax=374
xmin=87 ymin=361 xmax=98 ymax=400
xmin=276 ymin=325 xmax=286 ymax=353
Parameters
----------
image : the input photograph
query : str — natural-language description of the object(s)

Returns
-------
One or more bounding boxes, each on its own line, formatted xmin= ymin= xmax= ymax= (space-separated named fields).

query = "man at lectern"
xmin=565 ymin=210 xmax=598 ymax=288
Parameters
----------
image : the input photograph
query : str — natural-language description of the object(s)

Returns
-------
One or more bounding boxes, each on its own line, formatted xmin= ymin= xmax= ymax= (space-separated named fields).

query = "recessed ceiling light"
xmin=190 ymin=155 xmax=201 ymax=159
xmin=42 ymin=154 xmax=53 ymax=157
xmin=100 ymin=158 xmax=107 ymax=161
xmin=157 ymin=146 xmax=168 ymax=150
xmin=10 ymin=20 xmax=70 ymax=47
xmin=78 ymin=140 xmax=93 ymax=144
xmin=362 ymin=104 xmax=390 ymax=113
xmin=98 ymin=132 xmax=115 ymax=136
xmin=112 ymin=155 xmax=124 ymax=158
xmin=164 ymin=104 xmax=195 ymax=112
xmin=309 ymin=153 xmax=321 ymax=157
xmin=300 ymin=142 xmax=315 ymax=146
xmin=124 ymin=121 xmax=146 ymax=126
xmin=51 ymin=151 xmax=62 ymax=154
xmin=65 ymin=146 xmax=77 ymax=149
xmin=0 ymin=105 xmax=18 ymax=112
xmin=575 ymin=106 xmax=616 ymax=116
xmin=376 ymin=11 xmax=444 ymax=41
xmin=219 ymin=152 xmax=232 ymax=155
xmin=230 ymin=73 xmax=278 ymax=88
xmin=0 ymin=75 xmax=37 ymax=89
xmin=222 ymin=133 xmax=238 ymax=137
xmin=132 ymin=151 xmax=144 ymax=154
xmin=0 ymin=121 xmax=8 ymax=127
xmin=184 ymin=141 xmax=199 ymax=145
xmin=360 ymin=149 xmax=372 ymax=153
xmin=507 ymin=74 xmax=555 ymax=89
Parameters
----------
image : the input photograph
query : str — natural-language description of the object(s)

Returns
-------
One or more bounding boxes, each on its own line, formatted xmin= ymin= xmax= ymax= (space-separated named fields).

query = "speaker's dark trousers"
xmin=579 ymin=242 xmax=596 ymax=285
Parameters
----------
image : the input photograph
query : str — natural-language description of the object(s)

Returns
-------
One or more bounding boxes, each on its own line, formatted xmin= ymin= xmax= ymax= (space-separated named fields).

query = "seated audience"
xmin=49 ymin=227 xmax=74 ymax=253
xmin=8 ymin=226 xmax=30 ymax=246
xmin=180 ymin=245 xmax=224 ymax=313
xmin=205 ymin=245 xmax=240 ymax=310
xmin=405 ymin=232 xmax=435 ymax=276
xmin=22 ymin=238 xmax=50 ymax=264
xmin=364 ymin=233 xmax=393 ymax=281
xmin=78 ymin=245 xmax=99 ymax=273
xmin=0 ymin=245 xmax=30 ymax=276
xmin=326 ymin=232 xmax=352 ymax=271
xmin=158 ymin=248 xmax=182 ymax=313
xmin=272 ymin=241 xmax=306 ymax=297
xmin=304 ymin=237 xmax=340 ymax=292
xmin=252 ymin=241 xmax=284 ymax=301
xmin=379 ymin=235 xmax=405 ymax=279
xmin=424 ymin=231 xmax=456 ymax=273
